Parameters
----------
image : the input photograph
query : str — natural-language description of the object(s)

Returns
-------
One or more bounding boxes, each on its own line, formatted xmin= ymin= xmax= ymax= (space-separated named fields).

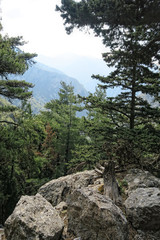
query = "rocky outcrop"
xmin=67 ymin=188 xmax=128 ymax=240
xmin=125 ymin=187 xmax=160 ymax=231
xmin=5 ymin=194 xmax=64 ymax=240
xmin=124 ymin=170 xmax=160 ymax=240
xmin=124 ymin=169 xmax=160 ymax=194
xmin=4 ymin=168 xmax=160 ymax=240
xmin=38 ymin=170 xmax=99 ymax=206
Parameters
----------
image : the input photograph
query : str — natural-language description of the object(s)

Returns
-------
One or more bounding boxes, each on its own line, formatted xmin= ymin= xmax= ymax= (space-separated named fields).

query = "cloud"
xmin=1 ymin=0 xmax=106 ymax=58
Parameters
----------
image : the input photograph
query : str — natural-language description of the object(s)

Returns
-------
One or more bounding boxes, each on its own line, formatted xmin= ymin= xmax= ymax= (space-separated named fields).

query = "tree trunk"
xmin=103 ymin=161 xmax=121 ymax=204
xmin=130 ymin=65 xmax=136 ymax=129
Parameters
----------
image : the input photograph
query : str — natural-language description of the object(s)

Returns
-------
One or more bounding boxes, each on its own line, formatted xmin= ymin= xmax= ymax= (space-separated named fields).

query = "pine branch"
xmin=0 ymin=120 xmax=18 ymax=126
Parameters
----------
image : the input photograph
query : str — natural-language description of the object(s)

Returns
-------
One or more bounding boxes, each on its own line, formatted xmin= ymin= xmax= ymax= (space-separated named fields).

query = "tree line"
xmin=0 ymin=0 xmax=160 ymax=224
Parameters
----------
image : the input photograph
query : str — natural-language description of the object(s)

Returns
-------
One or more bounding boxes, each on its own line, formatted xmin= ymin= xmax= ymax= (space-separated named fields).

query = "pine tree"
xmin=57 ymin=0 xmax=160 ymax=169
xmin=0 ymin=24 xmax=37 ymax=112
xmin=0 ymin=109 xmax=46 ymax=223
xmin=56 ymin=0 xmax=160 ymax=33
xmin=42 ymin=82 xmax=82 ymax=175
xmin=0 ymin=23 xmax=39 ymax=222
xmin=57 ymin=0 xmax=160 ymax=129
xmin=70 ymin=87 xmax=112 ymax=172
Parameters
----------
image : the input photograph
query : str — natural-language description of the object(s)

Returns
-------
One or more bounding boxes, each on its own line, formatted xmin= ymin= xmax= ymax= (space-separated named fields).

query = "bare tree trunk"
xmin=103 ymin=161 xmax=121 ymax=204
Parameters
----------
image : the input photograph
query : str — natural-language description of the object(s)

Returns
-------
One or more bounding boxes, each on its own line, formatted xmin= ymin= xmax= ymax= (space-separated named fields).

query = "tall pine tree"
xmin=57 ymin=0 xmax=160 ymax=170
xmin=42 ymin=82 xmax=82 ymax=175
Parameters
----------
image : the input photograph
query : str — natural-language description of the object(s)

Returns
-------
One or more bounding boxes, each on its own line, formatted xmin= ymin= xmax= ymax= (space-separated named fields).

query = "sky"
xmin=1 ymin=0 xmax=106 ymax=59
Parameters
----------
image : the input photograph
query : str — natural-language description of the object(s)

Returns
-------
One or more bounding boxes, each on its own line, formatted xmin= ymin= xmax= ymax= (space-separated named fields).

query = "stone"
xmin=5 ymin=194 xmax=64 ymax=240
xmin=134 ymin=230 xmax=160 ymax=240
xmin=124 ymin=187 xmax=160 ymax=231
xmin=54 ymin=202 xmax=68 ymax=239
xmin=55 ymin=201 xmax=67 ymax=212
xmin=67 ymin=188 xmax=128 ymax=240
xmin=38 ymin=170 xmax=99 ymax=206
xmin=124 ymin=169 xmax=160 ymax=194
xmin=0 ymin=227 xmax=5 ymax=240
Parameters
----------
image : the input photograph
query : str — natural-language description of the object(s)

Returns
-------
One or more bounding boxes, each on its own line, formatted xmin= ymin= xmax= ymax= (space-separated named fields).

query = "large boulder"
xmin=124 ymin=169 xmax=160 ymax=194
xmin=124 ymin=170 xmax=160 ymax=240
xmin=38 ymin=170 xmax=99 ymax=206
xmin=5 ymin=194 xmax=64 ymax=240
xmin=124 ymin=187 xmax=160 ymax=232
xmin=67 ymin=188 xmax=128 ymax=240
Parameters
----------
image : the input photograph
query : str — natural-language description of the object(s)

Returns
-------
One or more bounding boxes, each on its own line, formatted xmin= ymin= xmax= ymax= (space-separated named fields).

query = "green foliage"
xmin=117 ymin=179 xmax=128 ymax=195
xmin=0 ymin=104 xmax=46 ymax=223
xmin=56 ymin=0 xmax=160 ymax=34
xmin=69 ymin=143 xmax=100 ymax=173
xmin=0 ymin=24 xmax=39 ymax=223
xmin=57 ymin=0 xmax=160 ymax=171
xmin=38 ymin=82 xmax=83 ymax=176
xmin=0 ymin=80 xmax=33 ymax=100
xmin=0 ymin=25 xmax=37 ymax=111
xmin=93 ymin=23 xmax=160 ymax=129
xmin=0 ymin=30 xmax=36 ymax=77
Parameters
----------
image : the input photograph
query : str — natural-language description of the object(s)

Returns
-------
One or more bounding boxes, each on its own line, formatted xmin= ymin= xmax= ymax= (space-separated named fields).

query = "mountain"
xmin=14 ymin=62 xmax=89 ymax=113
xmin=37 ymin=54 xmax=113 ymax=94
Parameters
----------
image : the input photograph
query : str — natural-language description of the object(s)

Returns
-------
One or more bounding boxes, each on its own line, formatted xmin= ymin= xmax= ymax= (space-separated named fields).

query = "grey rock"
xmin=124 ymin=169 xmax=160 ymax=194
xmin=67 ymin=188 xmax=128 ymax=240
xmin=125 ymin=187 xmax=160 ymax=231
xmin=0 ymin=227 xmax=5 ymax=240
xmin=55 ymin=201 xmax=67 ymax=212
xmin=134 ymin=230 xmax=160 ymax=240
xmin=5 ymin=194 xmax=64 ymax=240
xmin=38 ymin=170 xmax=99 ymax=206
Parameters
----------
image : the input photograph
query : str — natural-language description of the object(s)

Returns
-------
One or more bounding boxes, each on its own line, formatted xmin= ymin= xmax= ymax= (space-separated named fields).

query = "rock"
xmin=67 ymin=188 xmax=128 ymax=240
xmin=134 ymin=230 xmax=160 ymax=240
xmin=5 ymin=194 xmax=64 ymax=240
xmin=124 ymin=187 xmax=160 ymax=231
xmin=124 ymin=169 xmax=160 ymax=194
xmin=38 ymin=170 xmax=99 ymax=206
xmin=124 ymin=169 xmax=160 ymax=238
xmin=55 ymin=201 xmax=67 ymax=212
xmin=0 ymin=227 xmax=5 ymax=240
xmin=55 ymin=202 xmax=68 ymax=240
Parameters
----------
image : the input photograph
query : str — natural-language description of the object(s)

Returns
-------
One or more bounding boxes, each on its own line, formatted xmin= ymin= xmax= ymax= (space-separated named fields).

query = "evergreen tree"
xmin=70 ymin=87 xmax=111 ymax=172
xmin=0 ymin=108 xmax=46 ymax=224
xmin=41 ymin=82 xmax=82 ymax=175
xmin=57 ymin=0 xmax=160 ymax=129
xmin=56 ymin=0 xmax=160 ymax=33
xmin=0 ymin=24 xmax=37 ymax=112
xmin=57 ymin=0 xmax=160 ymax=170
xmin=0 ymin=23 xmax=39 ymax=223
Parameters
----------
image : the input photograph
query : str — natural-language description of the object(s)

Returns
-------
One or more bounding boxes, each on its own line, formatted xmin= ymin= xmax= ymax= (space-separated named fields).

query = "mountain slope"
xmin=37 ymin=54 xmax=110 ymax=93
xmin=14 ymin=62 xmax=88 ymax=113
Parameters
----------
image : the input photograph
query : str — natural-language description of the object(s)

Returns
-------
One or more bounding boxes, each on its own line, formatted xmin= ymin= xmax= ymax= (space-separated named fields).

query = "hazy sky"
xmin=1 ymin=0 xmax=106 ymax=59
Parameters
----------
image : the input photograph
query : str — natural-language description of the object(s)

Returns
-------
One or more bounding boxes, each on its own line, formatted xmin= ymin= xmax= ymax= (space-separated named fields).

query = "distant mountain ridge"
xmin=13 ymin=62 xmax=89 ymax=113
xmin=37 ymin=54 xmax=110 ymax=93
xmin=37 ymin=54 xmax=121 ymax=97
